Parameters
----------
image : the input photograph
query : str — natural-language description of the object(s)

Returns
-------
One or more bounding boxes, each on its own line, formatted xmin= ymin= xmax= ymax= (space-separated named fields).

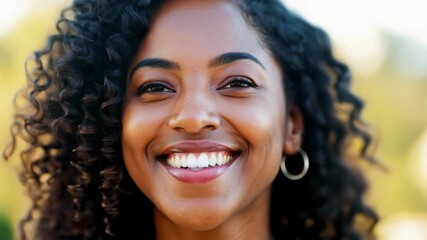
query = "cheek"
xmin=121 ymin=103 xmax=157 ymax=183
xmin=122 ymin=105 xmax=143 ymax=170
xmin=121 ymin=102 xmax=166 ymax=147
xmin=122 ymin=106 xmax=146 ymax=154
xmin=222 ymin=95 xmax=286 ymax=146
xmin=232 ymin=102 xmax=284 ymax=198
xmin=121 ymin=106 xmax=165 ymax=203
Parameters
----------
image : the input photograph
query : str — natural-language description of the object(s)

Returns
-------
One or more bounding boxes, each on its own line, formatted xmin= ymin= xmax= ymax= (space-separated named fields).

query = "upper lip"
xmin=159 ymin=140 xmax=239 ymax=156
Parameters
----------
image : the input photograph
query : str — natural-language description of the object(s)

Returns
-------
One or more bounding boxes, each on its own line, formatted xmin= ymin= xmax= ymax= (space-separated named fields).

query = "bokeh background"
xmin=0 ymin=0 xmax=426 ymax=239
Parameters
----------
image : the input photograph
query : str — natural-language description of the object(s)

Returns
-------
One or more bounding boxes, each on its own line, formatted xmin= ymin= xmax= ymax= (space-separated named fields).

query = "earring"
xmin=281 ymin=148 xmax=309 ymax=180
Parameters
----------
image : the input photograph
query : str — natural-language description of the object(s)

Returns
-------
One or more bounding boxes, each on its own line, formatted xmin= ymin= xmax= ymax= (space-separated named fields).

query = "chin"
xmin=156 ymin=201 xmax=235 ymax=232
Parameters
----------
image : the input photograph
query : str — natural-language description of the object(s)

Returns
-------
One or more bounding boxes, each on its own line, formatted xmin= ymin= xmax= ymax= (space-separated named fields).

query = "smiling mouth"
xmin=158 ymin=151 xmax=240 ymax=170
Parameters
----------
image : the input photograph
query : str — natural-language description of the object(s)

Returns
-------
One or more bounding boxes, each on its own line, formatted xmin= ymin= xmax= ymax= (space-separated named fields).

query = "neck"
xmin=154 ymin=188 xmax=272 ymax=240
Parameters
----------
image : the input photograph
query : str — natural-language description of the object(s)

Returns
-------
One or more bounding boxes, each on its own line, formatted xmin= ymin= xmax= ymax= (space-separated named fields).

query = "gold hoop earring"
xmin=281 ymin=148 xmax=309 ymax=180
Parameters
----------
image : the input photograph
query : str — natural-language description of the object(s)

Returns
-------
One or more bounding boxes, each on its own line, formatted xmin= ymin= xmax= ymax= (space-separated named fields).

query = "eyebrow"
xmin=208 ymin=52 xmax=265 ymax=69
xmin=129 ymin=58 xmax=180 ymax=80
xmin=128 ymin=52 xmax=264 ymax=80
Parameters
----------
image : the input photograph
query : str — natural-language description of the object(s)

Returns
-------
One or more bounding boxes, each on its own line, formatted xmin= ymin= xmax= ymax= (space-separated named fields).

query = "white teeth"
xmin=187 ymin=154 xmax=197 ymax=168
xmin=180 ymin=155 xmax=187 ymax=168
xmin=175 ymin=155 xmax=181 ymax=168
xmin=209 ymin=153 xmax=216 ymax=166
xmin=218 ymin=152 xmax=224 ymax=166
xmin=197 ymin=153 xmax=209 ymax=168
xmin=166 ymin=152 xmax=234 ymax=169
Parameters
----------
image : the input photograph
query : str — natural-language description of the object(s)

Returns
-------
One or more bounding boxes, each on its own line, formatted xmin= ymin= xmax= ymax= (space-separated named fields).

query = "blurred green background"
xmin=1 ymin=0 xmax=426 ymax=239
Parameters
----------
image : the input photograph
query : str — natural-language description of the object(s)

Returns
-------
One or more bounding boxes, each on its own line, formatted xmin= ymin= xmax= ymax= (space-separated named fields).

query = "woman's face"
xmin=122 ymin=0 xmax=300 ymax=232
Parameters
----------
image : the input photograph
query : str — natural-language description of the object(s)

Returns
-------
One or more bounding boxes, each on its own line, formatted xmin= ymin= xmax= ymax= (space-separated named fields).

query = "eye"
xmin=219 ymin=77 xmax=258 ymax=89
xmin=135 ymin=81 xmax=175 ymax=95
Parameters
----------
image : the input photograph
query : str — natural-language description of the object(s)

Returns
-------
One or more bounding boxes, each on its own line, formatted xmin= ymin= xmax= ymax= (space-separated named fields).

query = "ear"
xmin=283 ymin=105 xmax=304 ymax=154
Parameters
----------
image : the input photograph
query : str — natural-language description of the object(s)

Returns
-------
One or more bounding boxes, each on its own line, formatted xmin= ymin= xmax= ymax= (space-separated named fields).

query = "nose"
xmin=167 ymin=91 xmax=220 ymax=134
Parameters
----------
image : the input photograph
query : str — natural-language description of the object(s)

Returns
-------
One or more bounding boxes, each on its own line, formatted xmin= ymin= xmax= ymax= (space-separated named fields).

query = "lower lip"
xmin=161 ymin=160 xmax=235 ymax=184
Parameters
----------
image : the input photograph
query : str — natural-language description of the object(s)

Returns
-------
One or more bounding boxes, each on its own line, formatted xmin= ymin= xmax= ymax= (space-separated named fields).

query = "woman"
xmin=3 ymin=0 xmax=378 ymax=239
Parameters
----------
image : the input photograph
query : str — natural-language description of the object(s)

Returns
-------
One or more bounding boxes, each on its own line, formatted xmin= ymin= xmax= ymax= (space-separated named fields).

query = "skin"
xmin=121 ymin=0 xmax=303 ymax=239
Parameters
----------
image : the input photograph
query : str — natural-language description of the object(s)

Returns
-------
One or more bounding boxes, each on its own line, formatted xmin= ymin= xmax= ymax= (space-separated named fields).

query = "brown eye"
xmin=135 ymin=81 xmax=175 ymax=95
xmin=220 ymin=77 xmax=257 ymax=89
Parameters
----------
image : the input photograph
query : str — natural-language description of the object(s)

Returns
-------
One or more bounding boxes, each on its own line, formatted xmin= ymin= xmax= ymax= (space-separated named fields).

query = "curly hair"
xmin=3 ymin=0 xmax=378 ymax=239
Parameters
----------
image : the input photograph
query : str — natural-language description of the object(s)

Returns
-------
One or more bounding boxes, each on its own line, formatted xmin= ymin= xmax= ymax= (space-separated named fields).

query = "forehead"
xmin=137 ymin=0 xmax=266 ymax=59
xmin=153 ymin=0 xmax=249 ymax=35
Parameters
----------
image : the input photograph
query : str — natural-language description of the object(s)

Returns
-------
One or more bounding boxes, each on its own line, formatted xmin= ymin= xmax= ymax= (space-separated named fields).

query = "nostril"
xmin=167 ymin=111 xmax=220 ymax=133
xmin=203 ymin=124 xmax=217 ymax=131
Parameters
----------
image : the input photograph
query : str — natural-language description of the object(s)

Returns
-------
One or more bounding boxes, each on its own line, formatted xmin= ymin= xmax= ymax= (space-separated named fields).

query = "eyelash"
xmin=220 ymin=77 xmax=258 ymax=89
xmin=135 ymin=81 xmax=175 ymax=95
xmin=134 ymin=76 xmax=257 ymax=96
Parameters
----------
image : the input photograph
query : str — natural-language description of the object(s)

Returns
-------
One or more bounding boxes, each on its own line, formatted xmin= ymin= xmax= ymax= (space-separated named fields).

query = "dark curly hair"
xmin=3 ymin=0 xmax=379 ymax=239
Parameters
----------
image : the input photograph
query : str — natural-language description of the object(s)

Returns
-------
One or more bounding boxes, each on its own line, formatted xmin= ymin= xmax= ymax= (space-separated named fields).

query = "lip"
xmin=159 ymin=140 xmax=238 ymax=154
xmin=158 ymin=140 xmax=240 ymax=183
xmin=160 ymin=159 xmax=236 ymax=183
